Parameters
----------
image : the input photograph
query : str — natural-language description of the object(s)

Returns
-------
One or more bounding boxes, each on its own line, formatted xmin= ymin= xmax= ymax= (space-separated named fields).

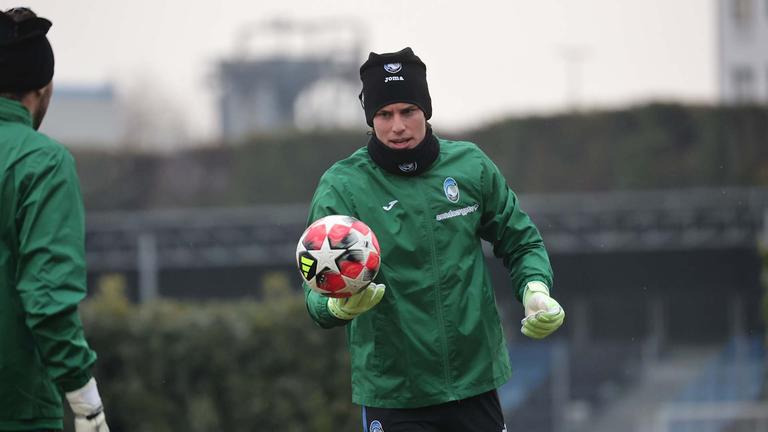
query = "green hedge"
xmin=72 ymin=103 xmax=768 ymax=211
xmin=465 ymin=103 xmax=768 ymax=192
xmin=71 ymin=284 xmax=356 ymax=432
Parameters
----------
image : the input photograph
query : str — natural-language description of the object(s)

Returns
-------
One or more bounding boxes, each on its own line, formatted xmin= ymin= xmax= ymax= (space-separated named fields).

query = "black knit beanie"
xmin=0 ymin=9 xmax=54 ymax=93
xmin=359 ymin=47 xmax=431 ymax=127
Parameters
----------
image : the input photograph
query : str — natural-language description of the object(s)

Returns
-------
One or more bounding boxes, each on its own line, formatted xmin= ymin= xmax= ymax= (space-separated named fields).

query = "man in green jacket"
xmin=303 ymin=47 xmax=566 ymax=432
xmin=0 ymin=8 xmax=109 ymax=432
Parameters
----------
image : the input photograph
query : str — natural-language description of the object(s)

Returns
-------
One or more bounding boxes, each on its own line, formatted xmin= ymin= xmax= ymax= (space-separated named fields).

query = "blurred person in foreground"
xmin=303 ymin=47 xmax=565 ymax=432
xmin=0 ymin=7 xmax=109 ymax=432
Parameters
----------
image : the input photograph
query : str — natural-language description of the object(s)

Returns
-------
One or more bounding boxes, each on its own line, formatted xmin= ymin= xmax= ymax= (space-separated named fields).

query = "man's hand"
xmin=521 ymin=281 xmax=565 ymax=339
xmin=328 ymin=283 xmax=386 ymax=320
xmin=65 ymin=378 xmax=110 ymax=432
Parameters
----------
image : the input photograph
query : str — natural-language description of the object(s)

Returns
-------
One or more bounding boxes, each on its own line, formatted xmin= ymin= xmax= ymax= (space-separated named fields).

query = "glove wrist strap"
xmin=523 ymin=281 xmax=550 ymax=305
xmin=327 ymin=298 xmax=354 ymax=320
xmin=65 ymin=377 xmax=104 ymax=417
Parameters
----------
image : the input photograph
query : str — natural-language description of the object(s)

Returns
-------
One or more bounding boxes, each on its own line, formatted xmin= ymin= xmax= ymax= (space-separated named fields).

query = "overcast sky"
xmin=4 ymin=0 xmax=717 ymax=142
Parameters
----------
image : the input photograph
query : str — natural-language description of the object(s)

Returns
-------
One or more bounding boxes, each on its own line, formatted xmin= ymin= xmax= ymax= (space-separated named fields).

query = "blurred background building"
xmin=718 ymin=0 xmax=768 ymax=103
xmin=40 ymin=84 xmax=124 ymax=148
xmin=217 ymin=18 xmax=364 ymax=141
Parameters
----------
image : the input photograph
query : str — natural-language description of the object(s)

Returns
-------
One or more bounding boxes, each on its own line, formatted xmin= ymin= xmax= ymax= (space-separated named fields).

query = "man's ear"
xmin=33 ymin=81 xmax=52 ymax=98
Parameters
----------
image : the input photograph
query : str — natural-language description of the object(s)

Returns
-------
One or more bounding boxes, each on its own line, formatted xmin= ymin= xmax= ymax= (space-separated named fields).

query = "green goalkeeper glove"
xmin=327 ymin=283 xmax=385 ymax=320
xmin=521 ymin=281 xmax=565 ymax=339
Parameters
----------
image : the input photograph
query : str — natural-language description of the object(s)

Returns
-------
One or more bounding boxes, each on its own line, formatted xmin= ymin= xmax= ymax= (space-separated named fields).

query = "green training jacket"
xmin=0 ymin=97 xmax=96 ymax=431
xmin=304 ymin=137 xmax=553 ymax=408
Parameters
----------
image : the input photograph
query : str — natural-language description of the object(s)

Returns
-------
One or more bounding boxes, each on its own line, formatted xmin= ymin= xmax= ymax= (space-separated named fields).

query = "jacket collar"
xmin=366 ymin=127 xmax=440 ymax=176
xmin=0 ymin=97 xmax=33 ymax=128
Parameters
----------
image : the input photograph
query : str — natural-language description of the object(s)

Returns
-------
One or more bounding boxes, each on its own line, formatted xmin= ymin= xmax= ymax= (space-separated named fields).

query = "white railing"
xmin=655 ymin=402 xmax=768 ymax=432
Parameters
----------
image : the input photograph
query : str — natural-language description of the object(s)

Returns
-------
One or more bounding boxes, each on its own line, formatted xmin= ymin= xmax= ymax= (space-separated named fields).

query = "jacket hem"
xmin=352 ymin=373 xmax=511 ymax=409
xmin=0 ymin=417 xmax=63 ymax=431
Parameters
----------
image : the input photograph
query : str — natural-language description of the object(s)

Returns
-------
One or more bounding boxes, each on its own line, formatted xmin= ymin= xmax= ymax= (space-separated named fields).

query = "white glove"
xmin=65 ymin=378 xmax=110 ymax=432
xmin=327 ymin=283 xmax=386 ymax=320
xmin=521 ymin=281 xmax=565 ymax=339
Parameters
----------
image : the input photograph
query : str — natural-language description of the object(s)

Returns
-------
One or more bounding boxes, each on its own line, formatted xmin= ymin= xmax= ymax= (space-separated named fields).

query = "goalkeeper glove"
xmin=521 ymin=281 xmax=565 ymax=339
xmin=327 ymin=283 xmax=385 ymax=320
xmin=65 ymin=377 xmax=110 ymax=432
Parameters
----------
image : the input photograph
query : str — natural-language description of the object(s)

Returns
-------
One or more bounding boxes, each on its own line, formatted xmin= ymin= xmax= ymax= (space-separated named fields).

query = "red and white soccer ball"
xmin=296 ymin=215 xmax=381 ymax=298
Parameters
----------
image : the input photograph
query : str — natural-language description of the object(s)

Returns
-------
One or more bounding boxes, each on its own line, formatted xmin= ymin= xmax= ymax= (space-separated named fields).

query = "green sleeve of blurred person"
xmin=2 ymin=99 xmax=97 ymax=428
xmin=476 ymin=151 xmax=554 ymax=302
xmin=14 ymin=144 xmax=97 ymax=391
xmin=0 ymin=104 xmax=96 ymax=397
xmin=302 ymin=170 xmax=357 ymax=329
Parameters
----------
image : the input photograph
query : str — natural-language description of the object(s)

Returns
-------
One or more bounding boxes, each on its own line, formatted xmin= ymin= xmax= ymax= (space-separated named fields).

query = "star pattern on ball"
xmin=307 ymin=235 xmax=345 ymax=274
xmin=347 ymin=230 xmax=375 ymax=261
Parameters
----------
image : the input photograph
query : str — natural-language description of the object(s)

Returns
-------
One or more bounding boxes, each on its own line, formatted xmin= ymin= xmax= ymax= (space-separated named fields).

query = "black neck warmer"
xmin=367 ymin=128 xmax=440 ymax=176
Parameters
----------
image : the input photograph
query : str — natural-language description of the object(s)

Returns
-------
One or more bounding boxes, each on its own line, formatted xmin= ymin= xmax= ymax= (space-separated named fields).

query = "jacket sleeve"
xmin=16 ymin=146 xmax=96 ymax=393
xmin=302 ymin=171 xmax=357 ymax=329
xmin=476 ymin=151 xmax=553 ymax=302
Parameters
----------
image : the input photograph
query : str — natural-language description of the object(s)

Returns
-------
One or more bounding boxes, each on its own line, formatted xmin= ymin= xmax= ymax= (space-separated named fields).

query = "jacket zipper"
xmin=416 ymin=180 xmax=452 ymax=392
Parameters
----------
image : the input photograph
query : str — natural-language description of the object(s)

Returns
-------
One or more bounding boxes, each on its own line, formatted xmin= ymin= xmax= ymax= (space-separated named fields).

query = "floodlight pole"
xmin=558 ymin=46 xmax=590 ymax=111
xmin=137 ymin=232 xmax=159 ymax=303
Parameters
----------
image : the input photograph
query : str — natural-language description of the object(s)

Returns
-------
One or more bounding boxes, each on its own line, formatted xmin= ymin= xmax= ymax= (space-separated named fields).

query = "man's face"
xmin=372 ymin=102 xmax=427 ymax=150
xmin=32 ymin=81 xmax=53 ymax=130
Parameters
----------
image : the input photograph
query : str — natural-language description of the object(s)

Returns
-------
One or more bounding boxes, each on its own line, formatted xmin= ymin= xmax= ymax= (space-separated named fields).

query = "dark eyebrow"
xmin=376 ymin=105 xmax=417 ymax=116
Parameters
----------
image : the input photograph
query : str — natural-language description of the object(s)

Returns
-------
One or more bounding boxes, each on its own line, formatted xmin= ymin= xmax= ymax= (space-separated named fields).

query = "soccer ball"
xmin=296 ymin=215 xmax=381 ymax=298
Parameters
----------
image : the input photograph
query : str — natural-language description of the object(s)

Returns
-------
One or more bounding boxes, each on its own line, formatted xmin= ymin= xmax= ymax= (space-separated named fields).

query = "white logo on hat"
xmin=384 ymin=63 xmax=402 ymax=73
